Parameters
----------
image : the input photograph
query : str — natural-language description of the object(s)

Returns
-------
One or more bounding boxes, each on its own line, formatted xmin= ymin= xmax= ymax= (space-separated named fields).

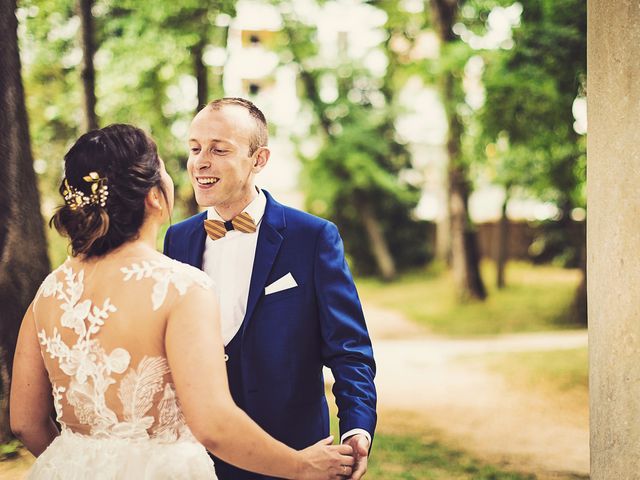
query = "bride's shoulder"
xmin=35 ymin=258 xmax=72 ymax=297
xmin=31 ymin=258 xmax=80 ymax=310
xmin=119 ymin=255 xmax=214 ymax=293
xmin=117 ymin=254 xmax=215 ymax=311
xmin=159 ymin=256 xmax=214 ymax=290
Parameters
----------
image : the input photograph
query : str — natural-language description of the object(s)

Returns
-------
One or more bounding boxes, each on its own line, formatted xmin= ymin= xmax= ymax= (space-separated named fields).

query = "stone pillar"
xmin=588 ymin=1 xmax=640 ymax=477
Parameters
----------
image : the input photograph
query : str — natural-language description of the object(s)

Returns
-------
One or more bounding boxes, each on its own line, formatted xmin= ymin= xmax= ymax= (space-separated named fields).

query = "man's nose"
xmin=194 ymin=152 xmax=211 ymax=169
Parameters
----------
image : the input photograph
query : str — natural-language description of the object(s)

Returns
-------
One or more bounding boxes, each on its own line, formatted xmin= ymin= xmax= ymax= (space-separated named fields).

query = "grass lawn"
xmin=356 ymin=261 xmax=583 ymax=336
xmin=480 ymin=347 xmax=588 ymax=399
xmin=328 ymin=412 xmax=535 ymax=480
xmin=365 ymin=432 xmax=535 ymax=480
xmin=327 ymin=392 xmax=536 ymax=480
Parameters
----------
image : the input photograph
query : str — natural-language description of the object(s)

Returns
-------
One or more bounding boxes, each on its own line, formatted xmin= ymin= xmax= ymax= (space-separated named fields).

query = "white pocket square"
xmin=265 ymin=273 xmax=298 ymax=295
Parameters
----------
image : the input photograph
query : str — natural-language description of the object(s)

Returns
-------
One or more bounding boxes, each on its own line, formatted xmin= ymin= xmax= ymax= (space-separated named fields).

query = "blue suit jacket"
xmin=164 ymin=191 xmax=376 ymax=480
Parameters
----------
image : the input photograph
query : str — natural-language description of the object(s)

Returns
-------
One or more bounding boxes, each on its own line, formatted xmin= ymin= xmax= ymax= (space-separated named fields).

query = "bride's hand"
xmin=295 ymin=435 xmax=355 ymax=479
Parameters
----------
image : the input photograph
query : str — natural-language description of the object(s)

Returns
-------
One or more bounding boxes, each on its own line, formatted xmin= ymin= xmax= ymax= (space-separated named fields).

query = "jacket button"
xmin=224 ymin=354 xmax=229 ymax=362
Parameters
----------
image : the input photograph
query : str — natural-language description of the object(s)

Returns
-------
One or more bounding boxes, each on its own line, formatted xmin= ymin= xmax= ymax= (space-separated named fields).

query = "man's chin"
xmin=194 ymin=193 xmax=218 ymax=209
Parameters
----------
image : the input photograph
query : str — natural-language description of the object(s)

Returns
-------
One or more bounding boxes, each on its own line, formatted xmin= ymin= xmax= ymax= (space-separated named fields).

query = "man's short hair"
xmin=206 ymin=97 xmax=268 ymax=155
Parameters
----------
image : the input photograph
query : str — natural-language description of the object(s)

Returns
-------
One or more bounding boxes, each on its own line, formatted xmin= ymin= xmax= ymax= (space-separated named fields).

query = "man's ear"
xmin=252 ymin=147 xmax=270 ymax=173
xmin=144 ymin=187 xmax=163 ymax=213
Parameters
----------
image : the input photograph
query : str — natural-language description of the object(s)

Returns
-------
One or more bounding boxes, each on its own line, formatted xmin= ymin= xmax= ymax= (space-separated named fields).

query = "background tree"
xmin=100 ymin=0 xmax=235 ymax=216
xmin=278 ymin=4 xmax=431 ymax=280
xmin=78 ymin=0 xmax=98 ymax=130
xmin=479 ymin=0 xmax=586 ymax=321
xmin=429 ymin=0 xmax=487 ymax=301
xmin=0 ymin=0 xmax=50 ymax=443
xmin=20 ymin=0 xmax=235 ymax=230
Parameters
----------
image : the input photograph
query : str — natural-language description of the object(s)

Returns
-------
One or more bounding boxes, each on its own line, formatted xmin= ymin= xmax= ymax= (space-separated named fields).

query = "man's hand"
xmin=297 ymin=436 xmax=355 ymax=480
xmin=343 ymin=434 xmax=370 ymax=479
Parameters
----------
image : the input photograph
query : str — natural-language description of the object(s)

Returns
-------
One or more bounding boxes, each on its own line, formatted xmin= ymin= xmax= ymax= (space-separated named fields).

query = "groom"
xmin=164 ymin=98 xmax=376 ymax=480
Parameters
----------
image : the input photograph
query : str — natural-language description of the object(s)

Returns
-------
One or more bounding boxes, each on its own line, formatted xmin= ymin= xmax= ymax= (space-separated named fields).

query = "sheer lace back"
xmin=32 ymin=253 xmax=213 ymax=443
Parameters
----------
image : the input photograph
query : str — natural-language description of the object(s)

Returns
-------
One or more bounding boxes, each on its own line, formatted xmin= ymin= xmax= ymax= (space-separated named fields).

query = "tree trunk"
xmin=194 ymin=40 xmax=208 ymax=112
xmin=449 ymin=164 xmax=486 ymax=301
xmin=0 ymin=0 xmax=51 ymax=443
xmin=431 ymin=0 xmax=486 ymax=301
xmin=430 ymin=0 xmax=458 ymax=42
xmin=185 ymin=39 xmax=209 ymax=217
xmin=0 ymin=349 xmax=11 ymax=441
xmin=360 ymin=201 xmax=397 ymax=281
xmin=496 ymin=188 xmax=510 ymax=289
xmin=435 ymin=216 xmax=451 ymax=264
xmin=78 ymin=0 xmax=99 ymax=131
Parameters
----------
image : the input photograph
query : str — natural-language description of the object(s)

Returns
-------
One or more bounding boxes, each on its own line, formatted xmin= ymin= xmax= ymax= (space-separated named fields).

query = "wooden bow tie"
xmin=204 ymin=212 xmax=257 ymax=240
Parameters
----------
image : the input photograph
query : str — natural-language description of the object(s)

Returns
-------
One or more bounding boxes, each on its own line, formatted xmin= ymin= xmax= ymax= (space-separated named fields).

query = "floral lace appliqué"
xmin=121 ymin=259 xmax=212 ymax=310
xmin=36 ymin=260 xmax=203 ymax=441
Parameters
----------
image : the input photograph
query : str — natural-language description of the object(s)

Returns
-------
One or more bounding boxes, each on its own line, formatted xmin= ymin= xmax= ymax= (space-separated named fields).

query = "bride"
xmin=9 ymin=124 xmax=355 ymax=479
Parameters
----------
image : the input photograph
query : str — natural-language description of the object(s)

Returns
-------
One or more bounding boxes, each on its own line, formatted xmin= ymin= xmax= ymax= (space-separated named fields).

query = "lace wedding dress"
xmin=28 ymin=254 xmax=218 ymax=479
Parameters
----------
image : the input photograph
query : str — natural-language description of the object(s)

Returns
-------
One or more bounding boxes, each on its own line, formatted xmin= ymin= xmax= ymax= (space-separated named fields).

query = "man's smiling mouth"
xmin=197 ymin=177 xmax=220 ymax=185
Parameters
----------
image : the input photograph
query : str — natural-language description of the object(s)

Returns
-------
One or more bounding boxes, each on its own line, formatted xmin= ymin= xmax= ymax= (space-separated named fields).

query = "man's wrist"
xmin=340 ymin=428 xmax=371 ymax=445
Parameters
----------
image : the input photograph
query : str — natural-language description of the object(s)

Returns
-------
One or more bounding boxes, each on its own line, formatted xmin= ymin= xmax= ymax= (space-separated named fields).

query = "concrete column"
xmin=588 ymin=1 xmax=640 ymax=477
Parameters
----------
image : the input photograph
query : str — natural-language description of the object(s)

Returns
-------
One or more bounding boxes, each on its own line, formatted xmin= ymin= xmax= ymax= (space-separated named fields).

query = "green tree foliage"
xmin=19 ymin=0 xmax=235 ymax=227
xmin=478 ymin=0 xmax=586 ymax=322
xmin=278 ymin=4 xmax=431 ymax=279
xmin=304 ymin=104 xmax=431 ymax=277
xmin=480 ymin=0 xmax=586 ymax=214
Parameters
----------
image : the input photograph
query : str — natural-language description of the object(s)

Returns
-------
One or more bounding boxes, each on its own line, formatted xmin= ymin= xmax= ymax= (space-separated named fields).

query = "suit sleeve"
xmin=314 ymin=221 xmax=377 ymax=442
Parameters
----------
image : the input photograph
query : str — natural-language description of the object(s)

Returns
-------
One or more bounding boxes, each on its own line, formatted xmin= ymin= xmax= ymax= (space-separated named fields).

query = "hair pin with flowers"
xmin=63 ymin=171 xmax=109 ymax=210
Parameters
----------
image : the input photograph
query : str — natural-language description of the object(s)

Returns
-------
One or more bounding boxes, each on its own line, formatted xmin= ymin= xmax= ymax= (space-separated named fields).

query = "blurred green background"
xmin=0 ymin=0 xmax=586 ymax=478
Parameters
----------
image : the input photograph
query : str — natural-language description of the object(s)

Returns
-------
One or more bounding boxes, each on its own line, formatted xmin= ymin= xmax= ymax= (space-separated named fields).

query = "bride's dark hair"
xmin=51 ymin=124 xmax=169 ymax=258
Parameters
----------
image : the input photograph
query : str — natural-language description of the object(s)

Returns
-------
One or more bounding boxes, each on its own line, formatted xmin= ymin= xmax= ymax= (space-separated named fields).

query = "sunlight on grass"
xmin=357 ymin=261 xmax=582 ymax=335
xmin=367 ymin=433 xmax=535 ymax=480
xmin=328 ymin=414 xmax=534 ymax=480
xmin=0 ymin=446 xmax=32 ymax=480
xmin=481 ymin=347 xmax=588 ymax=394
xmin=326 ymin=389 xmax=537 ymax=480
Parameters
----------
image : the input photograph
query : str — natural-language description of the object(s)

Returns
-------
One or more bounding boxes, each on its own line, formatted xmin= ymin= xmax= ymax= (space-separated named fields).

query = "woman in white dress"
xmin=9 ymin=124 xmax=355 ymax=479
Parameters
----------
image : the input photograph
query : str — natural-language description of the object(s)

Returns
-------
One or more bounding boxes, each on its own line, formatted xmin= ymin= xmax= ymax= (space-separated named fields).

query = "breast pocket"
xmin=262 ymin=283 xmax=307 ymax=305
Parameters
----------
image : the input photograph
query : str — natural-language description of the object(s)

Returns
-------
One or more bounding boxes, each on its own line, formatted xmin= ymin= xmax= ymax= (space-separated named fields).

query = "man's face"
xmin=187 ymin=105 xmax=262 ymax=211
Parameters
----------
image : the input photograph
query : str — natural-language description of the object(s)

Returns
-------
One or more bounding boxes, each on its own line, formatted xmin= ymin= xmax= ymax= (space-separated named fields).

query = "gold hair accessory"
xmin=62 ymin=172 xmax=109 ymax=210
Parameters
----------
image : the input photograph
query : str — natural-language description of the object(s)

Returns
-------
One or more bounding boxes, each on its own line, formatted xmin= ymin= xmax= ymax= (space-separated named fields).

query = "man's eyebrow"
xmin=188 ymin=138 xmax=230 ymax=144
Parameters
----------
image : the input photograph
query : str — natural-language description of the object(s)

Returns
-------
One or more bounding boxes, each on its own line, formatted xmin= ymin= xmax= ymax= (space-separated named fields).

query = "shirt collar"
xmin=206 ymin=188 xmax=267 ymax=226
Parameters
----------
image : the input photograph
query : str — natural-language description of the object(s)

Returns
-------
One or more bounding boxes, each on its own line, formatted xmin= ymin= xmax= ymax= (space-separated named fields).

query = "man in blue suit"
xmin=164 ymin=98 xmax=376 ymax=480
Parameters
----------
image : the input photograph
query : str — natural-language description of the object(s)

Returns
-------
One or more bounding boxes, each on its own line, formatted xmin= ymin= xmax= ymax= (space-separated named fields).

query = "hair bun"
xmin=52 ymin=206 xmax=110 ymax=256
xmin=51 ymin=124 xmax=166 ymax=258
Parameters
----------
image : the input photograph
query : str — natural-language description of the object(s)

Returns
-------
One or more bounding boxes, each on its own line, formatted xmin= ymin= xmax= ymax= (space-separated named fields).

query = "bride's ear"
xmin=144 ymin=187 xmax=163 ymax=215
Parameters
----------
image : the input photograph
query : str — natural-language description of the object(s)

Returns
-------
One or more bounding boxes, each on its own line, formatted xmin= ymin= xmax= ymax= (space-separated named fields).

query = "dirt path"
xmin=360 ymin=304 xmax=589 ymax=479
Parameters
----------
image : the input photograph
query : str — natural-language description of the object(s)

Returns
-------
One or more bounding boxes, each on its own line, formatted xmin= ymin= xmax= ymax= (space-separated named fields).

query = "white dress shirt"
xmin=202 ymin=190 xmax=266 ymax=346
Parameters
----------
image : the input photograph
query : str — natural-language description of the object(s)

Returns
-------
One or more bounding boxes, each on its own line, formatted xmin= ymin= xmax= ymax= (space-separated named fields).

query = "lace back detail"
xmin=35 ymin=258 xmax=212 ymax=441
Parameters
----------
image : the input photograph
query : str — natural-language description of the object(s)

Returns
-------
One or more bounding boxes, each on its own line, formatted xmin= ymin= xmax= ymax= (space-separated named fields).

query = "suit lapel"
xmin=187 ymin=212 xmax=208 ymax=269
xmin=242 ymin=191 xmax=286 ymax=332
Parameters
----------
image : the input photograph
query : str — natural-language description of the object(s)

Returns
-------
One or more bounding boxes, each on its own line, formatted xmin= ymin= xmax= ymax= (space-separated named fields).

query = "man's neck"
xmin=214 ymin=188 xmax=259 ymax=221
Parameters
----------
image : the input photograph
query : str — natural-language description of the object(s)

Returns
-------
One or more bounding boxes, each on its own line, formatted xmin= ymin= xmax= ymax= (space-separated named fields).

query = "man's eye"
xmin=213 ymin=149 xmax=227 ymax=154
xmin=190 ymin=148 xmax=200 ymax=154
